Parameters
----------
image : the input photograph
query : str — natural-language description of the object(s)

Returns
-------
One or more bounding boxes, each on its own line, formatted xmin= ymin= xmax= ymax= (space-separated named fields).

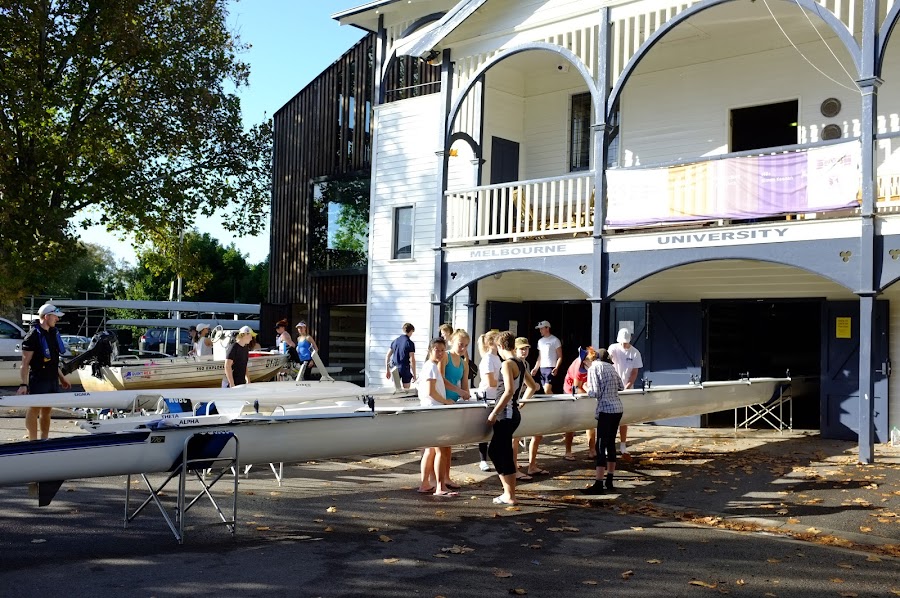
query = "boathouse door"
xmin=821 ymin=301 xmax=889 ymax=442
xmin=609 ymin=302 xmax=703 ymax=426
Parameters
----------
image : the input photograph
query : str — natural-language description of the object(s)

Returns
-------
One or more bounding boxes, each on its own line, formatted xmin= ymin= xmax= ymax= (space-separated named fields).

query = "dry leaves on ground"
xmin=492 ymin=568 xmax=513 ymax=578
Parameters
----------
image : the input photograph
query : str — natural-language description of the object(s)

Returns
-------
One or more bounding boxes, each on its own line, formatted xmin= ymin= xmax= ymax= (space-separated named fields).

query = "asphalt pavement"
xmin=0 ymin=404 xmax=897 ymax=598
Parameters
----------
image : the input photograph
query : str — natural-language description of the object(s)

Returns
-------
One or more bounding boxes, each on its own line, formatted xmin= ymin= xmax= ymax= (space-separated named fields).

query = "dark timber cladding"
xmin=268 ymin=32 xmax=440 ymax=335
xmin=270 ymin=35 xmax=374 ymax=306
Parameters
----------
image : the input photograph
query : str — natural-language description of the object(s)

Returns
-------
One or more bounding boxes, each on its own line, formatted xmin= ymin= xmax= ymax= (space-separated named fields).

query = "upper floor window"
xmin=570 ymin=92 xmax=592 ymax=171
xmin=731 ymin=100 xmax=798 ymax=152
xmin=393 ymin=206 xmax=413 ymax=260
xmin=311 ymin=177 xmax=370 ymax=271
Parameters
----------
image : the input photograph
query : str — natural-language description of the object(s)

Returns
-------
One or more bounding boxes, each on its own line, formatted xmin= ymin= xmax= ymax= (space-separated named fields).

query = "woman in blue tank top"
xmin=443 ymin=330 xmax=471 ymax=402
xmin=295 ymin=321 xmax=319 ymax=379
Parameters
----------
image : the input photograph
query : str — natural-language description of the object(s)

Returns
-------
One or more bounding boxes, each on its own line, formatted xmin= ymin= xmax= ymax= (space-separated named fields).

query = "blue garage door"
xmin=821 ymin=301 xmax=889 ymax=442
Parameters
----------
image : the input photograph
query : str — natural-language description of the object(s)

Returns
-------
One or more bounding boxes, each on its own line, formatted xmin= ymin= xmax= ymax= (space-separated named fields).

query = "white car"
xmin=0 ymin=317 xmax=26 ymax=357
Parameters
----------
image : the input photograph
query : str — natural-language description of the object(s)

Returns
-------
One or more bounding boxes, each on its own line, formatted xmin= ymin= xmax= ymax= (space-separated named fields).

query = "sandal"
xmin=445 ymin=482 xmax=461 ymax=490
xmin=433 ymin=490 xmax=459 ymax=497
xmin=527 ymin=469 xmax=549 ymax=475
xmin=563 ymin=454 xmax=576 ymax=461
xmin=492 ymin=496 xmax=517 ymax=505
xmin=417 ymin=486 xmax=436 ymax=494
xmin=515 ymin=472 xmax=533 ymax=481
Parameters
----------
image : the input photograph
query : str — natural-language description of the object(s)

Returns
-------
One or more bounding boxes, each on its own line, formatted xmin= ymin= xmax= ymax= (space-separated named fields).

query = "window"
xmin=0 ymin=320 xmax=20 ymax=339
xmin=393 ymin=206 xmax=413 ymax=260
xmin=570 ymin=92 xmax=592 ymax=171
xmin=606 ymin=110 xmax=620 ymax=168
xmin=731 ymin=100 xmax=798 ymax=152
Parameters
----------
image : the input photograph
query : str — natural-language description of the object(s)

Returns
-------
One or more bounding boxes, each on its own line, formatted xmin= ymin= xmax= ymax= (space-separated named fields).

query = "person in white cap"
xmin=531 ymin=320 xmax=562 ymax=394
xmin=17 ymin=304 xmax=72 ymax=440
xmin=608 ymin=327 xmax=643 ymax=458
xmin=194 ymin=323 xmax=213 ymax=356
xmin=223 ymin=326 xmax=256 ymax=387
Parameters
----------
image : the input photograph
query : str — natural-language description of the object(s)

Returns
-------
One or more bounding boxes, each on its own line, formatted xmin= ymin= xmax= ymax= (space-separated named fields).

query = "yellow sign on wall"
xmin=835 ymin=317 xmax=852 ymax=339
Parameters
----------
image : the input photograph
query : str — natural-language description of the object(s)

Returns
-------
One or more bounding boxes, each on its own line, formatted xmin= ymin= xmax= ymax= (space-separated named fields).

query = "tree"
xmin=0 ymin=0 xmax=271 ymax=306
xmin=128 ymin=230 xmax=267 ymax=303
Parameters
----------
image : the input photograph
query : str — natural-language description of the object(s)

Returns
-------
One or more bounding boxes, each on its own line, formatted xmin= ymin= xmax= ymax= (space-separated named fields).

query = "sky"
xmin=78 ymin=0 xmax=366 ymax=266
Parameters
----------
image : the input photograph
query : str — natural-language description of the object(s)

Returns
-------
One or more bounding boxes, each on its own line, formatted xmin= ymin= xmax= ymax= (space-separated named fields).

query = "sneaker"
xmin=479 ymin=461 xmax=491 ymax=472
xmin=581 ymin=481 xmax=605 ymax=495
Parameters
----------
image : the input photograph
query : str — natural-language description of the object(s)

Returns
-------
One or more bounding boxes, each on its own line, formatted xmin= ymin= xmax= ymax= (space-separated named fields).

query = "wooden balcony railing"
xmin=444 ymin=173 xmax=594 ymax=244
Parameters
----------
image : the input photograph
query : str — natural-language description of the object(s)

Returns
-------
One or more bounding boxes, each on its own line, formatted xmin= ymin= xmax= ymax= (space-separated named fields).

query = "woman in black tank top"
xmin=487 ymin=331 xmax=539 ymax=505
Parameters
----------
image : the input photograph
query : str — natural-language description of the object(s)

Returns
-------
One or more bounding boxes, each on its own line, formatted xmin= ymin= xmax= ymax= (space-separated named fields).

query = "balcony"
xmin=444 ymin=172 xmax=594 ymax=244
xmin=443 ymin=141 xmax=900 ymax=247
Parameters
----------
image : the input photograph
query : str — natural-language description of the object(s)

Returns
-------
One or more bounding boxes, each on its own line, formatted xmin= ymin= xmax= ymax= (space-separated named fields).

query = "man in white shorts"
xmin=608 ymin=328 xmax=643 ymax=458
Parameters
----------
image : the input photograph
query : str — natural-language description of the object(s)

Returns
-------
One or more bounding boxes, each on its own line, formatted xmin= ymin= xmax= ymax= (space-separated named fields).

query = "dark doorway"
xmin=731 ymin=100 xmax=798 ymax=152
xmin=523 ymin=300 xmax=592 ymax=394
xmin=490 ymin=137 xmax=520 ymax=184
xmin=704 ymin=299 xmax=820 ymax=428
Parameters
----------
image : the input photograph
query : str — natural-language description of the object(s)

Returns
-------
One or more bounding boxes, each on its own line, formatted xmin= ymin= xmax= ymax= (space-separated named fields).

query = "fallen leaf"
xmin=866 ymin=555 xmax=881 ymax=562
xmin=621 ymin=570 xmax=634 ymax=579
xmin=631 ymin=526 xmax=644 ymax=531
xmin=860 ymin=526 xmax=873 ymax=533
xmin=255 ymin=526 xmax=270 ymax=531
xmin=493 ymin=568 xmax=513 ymax=578
xmin=689 ymin=580 xmax=717 ymax=588
xmin=323 ymin=526 xmax=333 ymax=532
xmin=735 ymin=579 xmax=746 ymax=586
xmin=646 ymin=559 xmax=662 ymax=564
xmin=508 ymin=590 xmax=527 ymax=595
xmin=383 ymin=558 xmax=400 ymax=564
xmin=787 ymin=518 xmax=801 ymax=524
xmin=831 ymin=578 xmax=844 ymax=583
xmin=805 ymin=527 xmax=821 ymax=535
xmin=368 ymin=527 xmax=379 ymax=532
xmin=379 ymin=535 xmax=393 ymax=543
xmin=766 ymin=558 xmax=781 ymax=564
xmin=837 ymin=563 xmax=854 ymax=569
xmin=442 ymin=545 xmax=475 ymax=554
xmin=326 ymin=506 xmax=337 ymax=513
xmin=582 ymin=580 xmax=598 ymax=585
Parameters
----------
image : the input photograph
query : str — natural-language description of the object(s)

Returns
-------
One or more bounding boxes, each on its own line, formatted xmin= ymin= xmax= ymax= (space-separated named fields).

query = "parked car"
xmin=139 ymin=328 xmax=193 ymax=356
xmin=60 ymin=335 xmax=92 ymax=354
xmin=0 ymin=317 xmax=26 ymax=356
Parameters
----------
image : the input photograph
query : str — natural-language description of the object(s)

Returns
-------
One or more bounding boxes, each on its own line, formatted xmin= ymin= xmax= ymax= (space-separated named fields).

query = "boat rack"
xmin=124 ymin=431 xmax=239 ymax=544
xmin=734 ymin=380 xmax=793 ymax=433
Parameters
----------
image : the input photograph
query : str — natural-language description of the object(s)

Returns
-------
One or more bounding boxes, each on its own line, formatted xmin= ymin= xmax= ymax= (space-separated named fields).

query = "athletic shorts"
xmin=397 ymin=365 xmax=413 ymax=384
xmin=538 ymin=367 xmax=556 ymax=387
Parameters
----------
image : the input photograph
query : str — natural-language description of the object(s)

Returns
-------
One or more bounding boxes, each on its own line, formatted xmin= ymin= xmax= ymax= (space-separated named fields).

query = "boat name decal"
xmin=195 ymin=365 xmax=225 ymax=372
xmin=161 ymin=413 xmax=185 ymax=419
xmin=469 ymin=244 xmax=567 ymax=259
xmin=178 ymin=418 xmax=200 ymax=425
xmin=150 ymin=436 xmax=165 ymax=443
xmin=74 ymin=392 xmax=89 ymax=397
xmin=124 ymin=371 xmax=152 ymax=379
xmin=265 ymin=358 xmax=282 ymax=367
xmin=656 ymin=228 xmax=788 ymax=245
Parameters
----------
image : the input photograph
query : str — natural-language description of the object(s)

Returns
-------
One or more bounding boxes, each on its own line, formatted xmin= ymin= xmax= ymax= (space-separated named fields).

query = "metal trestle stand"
xmin=124 ymin=432 xmax=239 ymax=544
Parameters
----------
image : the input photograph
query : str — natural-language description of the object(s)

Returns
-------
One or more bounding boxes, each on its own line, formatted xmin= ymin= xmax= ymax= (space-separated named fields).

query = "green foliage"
xmin=0 ymin=0 xmax=272 ymax=305
xmin=127 ymin=230 xmax=267 ymax=304
xmin=311 ymin=176 xmax=370 ymax=271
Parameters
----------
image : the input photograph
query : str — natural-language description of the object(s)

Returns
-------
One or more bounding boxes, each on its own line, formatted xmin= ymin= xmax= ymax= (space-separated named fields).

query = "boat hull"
xmin=0 ymin=378 xmax=789 ymax=486
xmin=76 ymin=354 xmax=288 ymax=391
xmin=0 ymin=358 xmax=79 ymax=387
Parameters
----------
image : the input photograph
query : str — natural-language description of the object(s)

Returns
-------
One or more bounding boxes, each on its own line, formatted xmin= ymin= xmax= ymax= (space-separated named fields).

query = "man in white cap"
xmin=16 ymin=304 xmax=72 ymax=440
xmin=195 ymin=323 xmax=213 ymax=356
xmin=223 ymin=326 xmax=256 ymax=388
xmin=531 ymin=320 xmax=562 ymax=395
xmin=608 ymin=327 xmax=643 ymax=458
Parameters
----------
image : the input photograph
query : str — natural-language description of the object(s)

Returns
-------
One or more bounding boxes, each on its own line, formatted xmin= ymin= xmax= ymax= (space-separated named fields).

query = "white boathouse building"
xmin=332 ymin=0 xmax=900 ymax=461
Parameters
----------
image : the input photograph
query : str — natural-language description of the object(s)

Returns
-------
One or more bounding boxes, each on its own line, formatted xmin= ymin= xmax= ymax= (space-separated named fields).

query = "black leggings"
xmin=478 ymin=442 xmax=489 ymax=461
xmin=488 ymin=410 xmax=521 ymax=476
xmin=595 ymin=411 xmax=623 ymax=466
